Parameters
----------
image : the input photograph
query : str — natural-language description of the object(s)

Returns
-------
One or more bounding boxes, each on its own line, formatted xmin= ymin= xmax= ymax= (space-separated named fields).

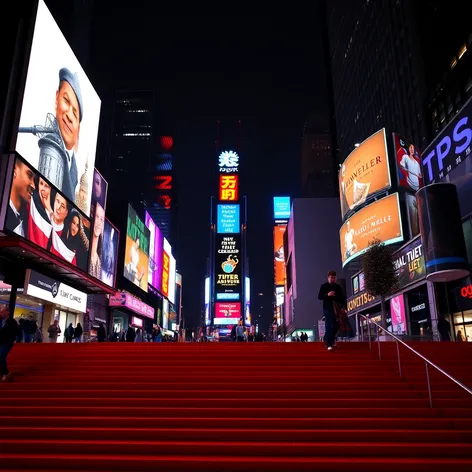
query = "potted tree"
xmin=362 ymin=237 xmax=399 ymax=337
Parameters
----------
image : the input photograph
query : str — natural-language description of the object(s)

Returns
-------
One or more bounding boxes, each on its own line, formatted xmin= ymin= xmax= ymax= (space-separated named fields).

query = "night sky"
xmin=89 ymin=11 xmax=329 ymax=331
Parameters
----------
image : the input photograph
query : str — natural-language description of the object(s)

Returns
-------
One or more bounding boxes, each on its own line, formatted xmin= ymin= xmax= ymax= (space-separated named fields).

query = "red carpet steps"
xmin=0 ymin=342 xmax=471 ymax=471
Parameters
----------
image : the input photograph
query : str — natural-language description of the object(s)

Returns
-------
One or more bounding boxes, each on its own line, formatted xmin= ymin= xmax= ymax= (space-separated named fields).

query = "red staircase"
xmin=1 ymin=342 xmax=472 ymax=471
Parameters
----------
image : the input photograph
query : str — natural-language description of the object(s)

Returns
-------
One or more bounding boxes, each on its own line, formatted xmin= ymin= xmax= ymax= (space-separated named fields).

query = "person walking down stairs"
xmin=0 ymin=306 xmax=20 ymax=382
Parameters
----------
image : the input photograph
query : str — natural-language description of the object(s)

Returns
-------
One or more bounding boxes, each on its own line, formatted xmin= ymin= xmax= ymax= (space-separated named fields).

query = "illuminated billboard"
xmin=339 ymin=193 xmax=403 ymax=267
xmin=4 ymin=156 xmax=91 ymax=272
xmin=204 ymin=276 xmax=211 ymax=325
xmin=145 ymin=211 xmax=163 ymax=291
xmin=392 ymin=133 xmax=423 ymax=191
xmin=273 ymin=197 xmax=291 ymax=220
xmin=15 ymin=0 xmax=101 ymax=217
xmin=218 ymin=150 xmax=239 ymax=173
xmin=215 ymin=234 xmax=241 ymax=298
xmin=123 ymin=205 xmax=150 ymax=292
xmin=168 ymin=254 xmax=176 ymax=305
xmin=217 ymin=204 xmax=240 ymax=233
xmin=339 ymin=128 xmax=391 ymax=219
xmin=214 ymin=302 xmax=241 ymax=325
xmin=219 ymin=174 xmax=239 ymax=201
xmin=274 ymin=225 xmax=287 ymax=286
xmin=99 ymin=219 xmax=119 ymax=287
xmin=161 ymin=237 xmax=171 ymax=298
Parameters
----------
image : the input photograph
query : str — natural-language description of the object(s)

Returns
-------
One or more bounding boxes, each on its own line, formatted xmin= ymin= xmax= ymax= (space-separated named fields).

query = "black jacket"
xmin=318 ymin=282 xmax=345 ymax=309
xmin=0 ymin=318 xmax=20 ymax=345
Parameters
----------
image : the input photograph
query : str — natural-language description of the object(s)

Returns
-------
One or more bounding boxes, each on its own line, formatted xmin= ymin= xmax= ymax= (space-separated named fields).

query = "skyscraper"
xmin=325 ymin=0 xmax=428 ymax=158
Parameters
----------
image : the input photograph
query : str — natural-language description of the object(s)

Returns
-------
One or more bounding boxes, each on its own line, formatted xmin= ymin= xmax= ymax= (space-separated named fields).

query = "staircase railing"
xmin=356 ymin=314 xmax=472 ymax=408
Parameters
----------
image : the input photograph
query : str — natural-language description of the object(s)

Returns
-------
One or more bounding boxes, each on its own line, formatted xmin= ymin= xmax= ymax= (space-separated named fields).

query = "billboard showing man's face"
xmin=15 ymin=0 xmax=101 ymax=217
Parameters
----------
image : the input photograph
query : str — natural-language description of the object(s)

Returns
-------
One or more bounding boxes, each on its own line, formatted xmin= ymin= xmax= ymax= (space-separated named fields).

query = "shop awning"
xmin=0 ymin=236 xmax=114 ymax=295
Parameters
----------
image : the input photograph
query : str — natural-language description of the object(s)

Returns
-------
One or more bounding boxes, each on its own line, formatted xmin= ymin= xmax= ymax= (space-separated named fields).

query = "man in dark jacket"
xmin=0 ymin=306 xmax=20 ymax=381
xmin=318 ymin=270 xmax=345 ymax=350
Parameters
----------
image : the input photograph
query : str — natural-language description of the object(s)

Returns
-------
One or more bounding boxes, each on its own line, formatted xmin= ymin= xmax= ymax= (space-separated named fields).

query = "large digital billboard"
xmin=100 ymin=218 xmax=119 ymax=287
xmin=273 ymin=197 xmax=291 ymax=220
xmin=4 ymin=156 xmax=90 ymax=272
xmin=339 ymin=193 xmax=403 ymax=267
xmin=215 ymin=234 xmax=241 ymax=298
xmin=168 ymin=254 xmax=176 ymax=305
xmin=214 ymin=302 xmax=241 ymax=325
xmin=393 ymin=237 xmax=425 ymax=290
xmin=219 ymin=175 xmax=239 ymax=201
xmin=421 ymin=97 xmax=472 ymax=218
xmin=339 ymin=128 xmax=391 ymax=219
xmin=145 ymin=211 xmax=163 ymax=291
xmin=393 ymin=133 xmax=423 ymax=191
xmin=217 ymin=204 xmax=240 ymax=234
xmin=15 ymin=0 xmax=101 ymax=217
xmin=161 ymin=237 xmax=171 ymax=298
xmin=123 ymin=205 xmax=150 ymax=292
xmin=274 ymin=224 xmax=287 ymax=286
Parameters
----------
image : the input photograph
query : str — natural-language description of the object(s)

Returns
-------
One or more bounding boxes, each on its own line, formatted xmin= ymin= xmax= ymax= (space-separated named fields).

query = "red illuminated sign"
xmin=460 ymin=284 xmax=472 ymax=299
xmin=162 ymin=251 xmax=170 ymax=297
xmin=219 ymin=175 xmax=239 ymax=201
xmin=154 ymin=175 xmax=172 ymax=190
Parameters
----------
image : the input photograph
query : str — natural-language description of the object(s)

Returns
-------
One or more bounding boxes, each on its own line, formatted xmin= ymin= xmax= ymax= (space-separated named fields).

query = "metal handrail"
xmin=357 ymin=313 xmax=472 ymax=407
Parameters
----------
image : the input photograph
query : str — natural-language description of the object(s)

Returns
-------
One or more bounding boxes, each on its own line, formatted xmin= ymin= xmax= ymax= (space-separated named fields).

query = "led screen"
xmin=99 ymin=219 xmax=119 ymax=287
xmin=15 ymin=0 xmax=101 ymax=217
xmin=339 ymin=193 xmax=403 ymax=267
xmin=4 ymin=156 xmax=90 ymax=272
xmin=123 ymin=205 xmax=150 ymax=292
xmin=392 ymin=133 xmax=423 ymax=191
xmin=145 ymin=211 xmax=163 ymax=291
xmin=273 ymin=197 xmax=291 ymax=219
xmin=168 ymin=254 xmax=176 ymax=305
xmin=217 ymin=204 xmax=240 ymax=233
xmin=339 ymin=128 xmax=391 ymax=219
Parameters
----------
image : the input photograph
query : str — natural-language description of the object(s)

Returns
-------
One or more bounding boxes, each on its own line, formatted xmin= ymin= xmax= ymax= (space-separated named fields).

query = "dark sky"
xmin=89 ymin=11 xmax=328 ymax=331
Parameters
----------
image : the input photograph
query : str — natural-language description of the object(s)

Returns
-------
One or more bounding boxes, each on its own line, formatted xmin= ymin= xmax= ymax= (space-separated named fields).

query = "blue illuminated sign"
xmin=216 ymin=293 xmax=240 ymax=301
xmin=217 ymin=204 xmax=240 ymax=233
xmin=273 ymin=196 xmax=291 ymax=220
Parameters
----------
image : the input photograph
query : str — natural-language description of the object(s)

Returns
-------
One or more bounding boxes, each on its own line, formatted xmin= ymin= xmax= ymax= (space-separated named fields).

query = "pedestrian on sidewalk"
xmin=0 ymin=306 xmax=20 ymax=382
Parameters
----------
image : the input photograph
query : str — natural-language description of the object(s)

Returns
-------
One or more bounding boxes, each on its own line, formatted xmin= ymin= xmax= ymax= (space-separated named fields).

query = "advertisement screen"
xmin=123 ymin=205 xmax=150 ymax=292
xmin=393 ymin=237 xmax=425 ymax=290
xmin=405 ymin=193 xmax=420 ymax=239
xmin=99 ymin=219 xmax=119 ymax=287
xmin=205 ymin=276 xmax=210 ymax=326
xmin=15 ymin=0 xmax=101 ymax=217
xmin=339 ymin=128 xmax=391 ymax=219
xmin=88 ymin=169 xmax=110 ymax=281
xmin=274 ymin=224 xmax=287 ymax=286
xmin=390 ymin=294 xmax=406 ymax=334
xmin=215 ymin=234 xmax=241 ymax=298
xmin=393 ymin=133 xmax=423 ymax=191
xmin=339 ymin=193 xmax=404 ymax=267
xmin=161 ymin=251 xmax=170 ymax=298
xmin=219 ymin=175 xmax=239 ymax=201
xmin=245 ymin=277 xmax=251 ymax=326
xmin=4 ymin=156 xmax=91 ymax=272
xmin=217 ymin=204 xmax=240 ymax=234
xmin=273 ymin=197 xmax=291 ymax=220
xmin=144 ymin=211 xmax=163 ymax=291
xmin=168 ymin=254 xmax=176 ymax=305
xmin=214 ymin=302 xmax=241 ymax=325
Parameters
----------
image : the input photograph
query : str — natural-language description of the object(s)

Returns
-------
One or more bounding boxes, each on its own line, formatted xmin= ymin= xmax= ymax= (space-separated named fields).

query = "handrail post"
xmin=377 ymin=329 xmax=381 ymax=360
xmin=396 ymin=340 xmax=402 ymax=377
xmin=367 ymin=319 xmax=371 ymax=350
xmin=425 ymin=361 xmax=433 ymax=408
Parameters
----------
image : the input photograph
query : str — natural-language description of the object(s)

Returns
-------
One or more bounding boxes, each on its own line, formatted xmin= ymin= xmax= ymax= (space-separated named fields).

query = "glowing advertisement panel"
xmin=219 ymin=174 xmax=239 ymax=201
xmin=109 ymin=292 xmax=154 ymax=319
xmin=4 ymin=156 xmax=91 ymax=273
xmin=16 ymin=0 xmax=101 ymax=217
xmin=99 ymin=219 xmax=119 ymax=288
xmin=217 ymin=204 xmax=240 ymax=234
xmin=392 ymin=133 xmax=423 ymax=191
xmin=168 ymin=254 xmax=176 ymax=305
xmin=339 ymin=128 xmax=391 ymax=219
xmin=144 ymin=211 xmax=163 ymax=291
xmin=390 ymin=294 xmax=407 ymax=334
xmin=274 ymin=224 xmax=287 ymax=286
xmin=244 ymin=276 xmax=251 ymax=326
xmin=215 ymin=234 xmax=241 ymax=298
xmin=214 ymin=302 xmax=241 ymax=325
xmin=339 ymin=193 xmax=403 ymax=267
xmin=123 ymin=205 xmax=150 ymax=292
xmin=273 ymin=196 xmax=291 ymax=220
xmin=204 ymin=276 xmax=211 ymax=325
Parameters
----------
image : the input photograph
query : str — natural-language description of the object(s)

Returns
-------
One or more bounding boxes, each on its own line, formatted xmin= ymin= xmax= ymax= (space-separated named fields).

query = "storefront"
xmin=109 ymin=292 xmax=155 ymax=339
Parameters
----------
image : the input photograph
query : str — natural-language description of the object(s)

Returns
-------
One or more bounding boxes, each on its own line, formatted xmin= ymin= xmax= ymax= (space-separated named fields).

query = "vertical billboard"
xmin=15 ymin=0 xmax=101 ymax=217
xmin=421 ymin=97 xmax=472 ymax=217
xmin=244 ymin=276 xmax=251 ymax=326
xmin=339 ymin=128 xmax=391 ymax=219
xmin=390 ymin=294 xmax=407 ymax=334
xmin=274 ymin=225 xmax=287 ymax=286
xmin=100 ymin=219 xmax=119 ymax=287
xmin=123 ymin=205 xmax=150 ymax=292
xmin=215 ymin=234 xmax=241 ymax=300
xmin=168 ymin=254 xmax=176 ymax=304
xmin=217 ymin=204 xmax=240 ymax=233
xmin=144 ymin=211 xmax=163 ymax=291
xmin=273 ymin=197 xmax=291 ymax=220
xmin=204 ymin=276 xmax=211 ymax=326
xmin=4 ymin=156 xmax=91 ymax=272
xmin=214 ymin=302 xmax=241 ymax=325
xmin=393 ymin=133 xmax=423 ymax=191
xmin=339 ymin=193 xmax=404 ymax=267
xmin=161 ymin=237 xmax=171 ymax=298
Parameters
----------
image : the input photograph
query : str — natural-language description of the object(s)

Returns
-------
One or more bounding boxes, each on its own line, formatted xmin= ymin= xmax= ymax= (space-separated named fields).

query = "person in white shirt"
xmin=400 ymin=144 xmax=422 ymax=191
xmin=344 ymin=220 xmax=357 ymax=260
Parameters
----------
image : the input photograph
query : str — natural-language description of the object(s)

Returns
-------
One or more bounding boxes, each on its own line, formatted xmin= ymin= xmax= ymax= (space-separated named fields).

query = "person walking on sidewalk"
xmin=318 ymin=270 xmax=345 ymax=351
xmin=0 ymin=306 xmax=20 ymax=382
